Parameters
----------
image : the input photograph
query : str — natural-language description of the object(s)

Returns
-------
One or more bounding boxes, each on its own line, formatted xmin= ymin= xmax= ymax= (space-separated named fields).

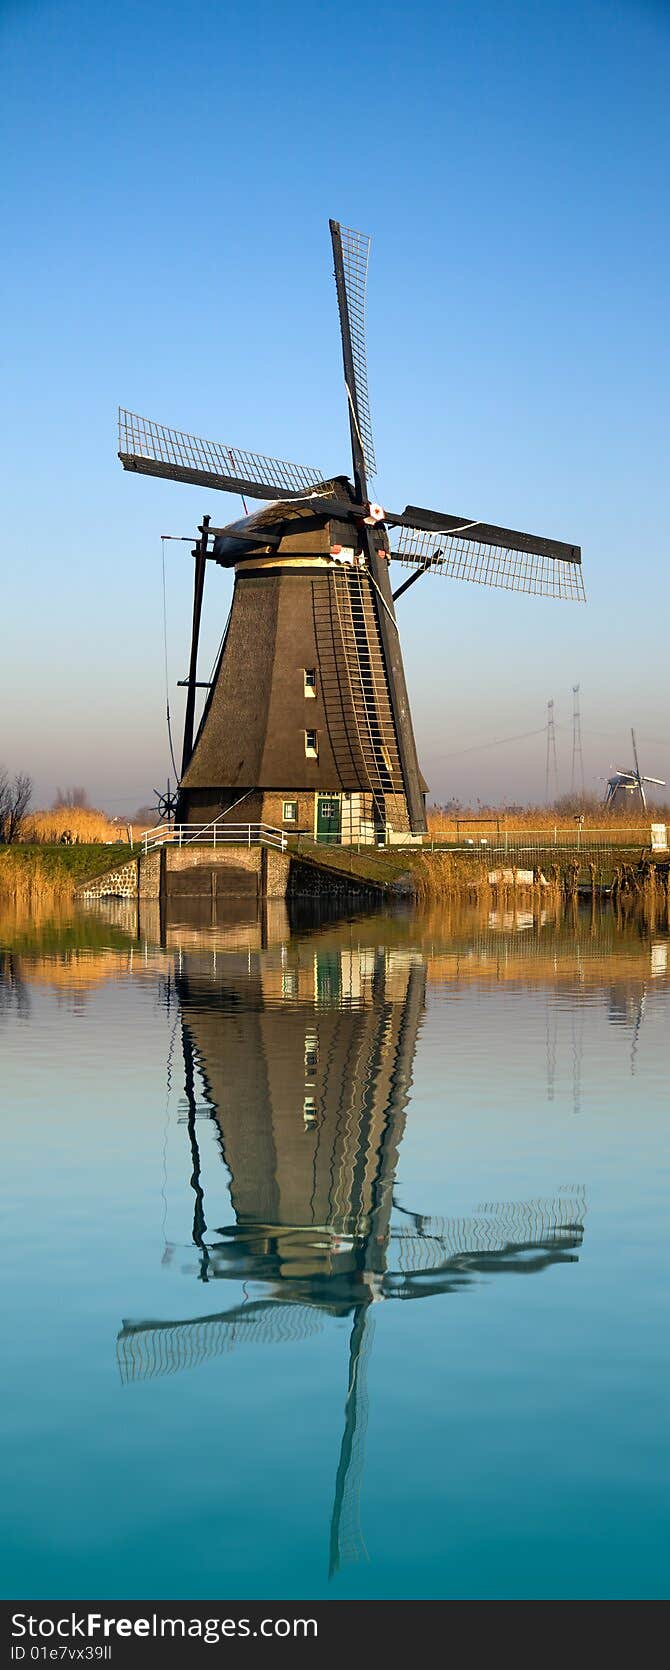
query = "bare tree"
xmin=0 ymin=951 xmax=31 ymax=1019
xmin=53 ymin=786 xmax=89 ymax=809
xmin=0 ymin=769 xmax=33 ymax=844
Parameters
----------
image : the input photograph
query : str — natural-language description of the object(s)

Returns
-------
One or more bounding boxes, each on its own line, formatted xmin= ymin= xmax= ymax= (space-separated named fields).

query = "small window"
xmin=305 ymin=729 xmax=318 ymax=759
xmin=283 ymin=800 xmax=298 ymax=822
xmin=304 ymin=1031 xmax=318 ymax=1075
xmin=282 ymin=969 xmax=298 ymax=998
xmin=303 ymin=1095 xmax=318 ymax=1130
xmin=304 ymin=668 xmax=317 ymax=698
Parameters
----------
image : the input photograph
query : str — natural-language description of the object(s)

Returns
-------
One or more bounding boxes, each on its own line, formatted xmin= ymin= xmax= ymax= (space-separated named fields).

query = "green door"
xmin=316 ymin=952 xmax=342 ymax=1005
xmin=316 ymin=795 xmax=341 ymax=844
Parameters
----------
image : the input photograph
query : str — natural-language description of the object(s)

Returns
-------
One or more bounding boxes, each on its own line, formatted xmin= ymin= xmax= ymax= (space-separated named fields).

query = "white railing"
xmin=423 ymin=824 xmax=664 ymax=855
xmin=293 ymin=823 xmax=665 ymax=855
xmin=141 ymin=823 xmax=288 ymax=854
xmin=139 ymin=821 xmax=666 ymax=859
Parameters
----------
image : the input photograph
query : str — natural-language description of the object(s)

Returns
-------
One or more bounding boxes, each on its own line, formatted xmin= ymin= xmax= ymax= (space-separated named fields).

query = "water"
xmin=1 ymin=898 xmax=668 ymax=1600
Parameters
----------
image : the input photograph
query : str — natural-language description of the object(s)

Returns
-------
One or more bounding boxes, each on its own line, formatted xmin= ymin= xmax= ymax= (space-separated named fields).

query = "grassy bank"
xmin=291 ymin=838 xmax=668 ymax=902
xmin=2 ymin=830 xmax=667 ymax=912
xmin=0 ymin=844 xmax=132 ymax=905
xmin=292 ymin=841 xmax=494 ymax=898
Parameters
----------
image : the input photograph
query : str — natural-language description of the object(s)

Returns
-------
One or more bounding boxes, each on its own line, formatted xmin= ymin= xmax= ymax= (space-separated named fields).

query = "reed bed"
xmin=0 ymin=896 xmax=140 ymax=956
xmin=0 ymin=844 xmax=131 ymax=906
xmin=0 ymin=855 xmax=75 ymax=909
xmin=425 ymin=803 xmax=668 ymax=839
xmin=23 ymin=806 xmax=143 ymax=844
xmin=411 ymin=851 xmax=488 ymax=900
xmin=611 ymin=860 xmax=670 ymax=932
xmin=411 ymin=848 xmax=572 ymax=908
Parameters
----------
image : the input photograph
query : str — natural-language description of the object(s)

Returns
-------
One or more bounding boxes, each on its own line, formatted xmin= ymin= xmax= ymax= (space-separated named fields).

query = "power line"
xmin=432 ymin=726 xmax=546 ymax=761
xmin=555 ymin=722 xmax=668 ymax=748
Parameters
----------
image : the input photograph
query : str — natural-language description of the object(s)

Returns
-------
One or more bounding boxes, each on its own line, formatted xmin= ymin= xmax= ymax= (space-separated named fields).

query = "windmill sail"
xmin=329 ymin=1307 xmax=374 ymax=1576
xmin=118 ymin=409 xmax=325 ymax=502
xmin=329 ymin=222 xmax=426 ymax=827
xmin=117 ymin=1301 xmax=322 ymax=1384
xmin=330 ymin=222 xmax=376 ymax=484
xmin=118 ymin=1194 xmax=586 ymax=1383
xmin=389 ymin=513 xmax=585 ymax=601
xmin=631 ymin=729 xmax=647 ymax=809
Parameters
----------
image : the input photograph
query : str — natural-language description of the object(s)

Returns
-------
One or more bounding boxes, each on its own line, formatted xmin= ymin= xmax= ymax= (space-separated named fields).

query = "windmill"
xmin=604 ymin=729 xmax=665 ymax=811
xmin=118 ymin=221 xmax=585 ymax=845
xmin=117 ymin=931 xmax=587 ymax=1576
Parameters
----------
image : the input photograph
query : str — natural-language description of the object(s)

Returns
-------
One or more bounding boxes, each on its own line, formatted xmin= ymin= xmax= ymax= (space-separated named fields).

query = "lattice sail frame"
xmin=117 ymin=1191 xmax=587 ymax=1382
xmin=388 ymin=1191 xmax=587 ymax=1276
xmin=118 ymin=409 xmax=325 ymax=499
xmin=117 ymin=1301 xmax=322 ymax=1383
xmin=338 ymin=225 xmax=377 ymax=478
xmin=390 ymin=524 xmax=586 ymax=601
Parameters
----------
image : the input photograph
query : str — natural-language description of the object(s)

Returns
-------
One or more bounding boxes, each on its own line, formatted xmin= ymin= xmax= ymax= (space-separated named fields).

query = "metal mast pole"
xmin=545 ymin=699 xmax=558 ymax=804
xmin=181 ymin=515 xmax=210 ymax=776
xmin=571 ymin=683 xmax=584 ymax=799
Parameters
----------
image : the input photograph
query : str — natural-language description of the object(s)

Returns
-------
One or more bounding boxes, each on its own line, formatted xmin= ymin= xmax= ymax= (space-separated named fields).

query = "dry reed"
xmin=411 ymin=851 xmax=492 ymax=901
xmin=0 ymin=857 xmax=76 ymax=909
xmin=411 ymin=849 xmax=571 ymax=911
xmin=0 ymin=840 xmax=132 ymax=907
xmin=23 ymin=806 xmax=142 ymax=844
xmin=425 ymin=803 xmax=668 ymax=839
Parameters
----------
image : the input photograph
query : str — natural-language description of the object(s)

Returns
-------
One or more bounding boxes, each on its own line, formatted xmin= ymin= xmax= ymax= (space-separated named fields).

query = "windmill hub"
xmin=210 ymin=488 xmax=390 ymax=572
xmin=118 ymin=220 xmax=585 ymax=846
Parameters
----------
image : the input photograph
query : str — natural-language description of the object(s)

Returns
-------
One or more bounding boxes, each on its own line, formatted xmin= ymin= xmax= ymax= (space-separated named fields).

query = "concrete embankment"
xmin=75 ymin=843 xmax=387 ymax=903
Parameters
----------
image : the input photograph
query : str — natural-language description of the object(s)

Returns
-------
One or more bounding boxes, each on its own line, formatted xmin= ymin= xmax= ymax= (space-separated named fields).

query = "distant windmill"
xmin=604 ymin=729 xmax=665 ymax=811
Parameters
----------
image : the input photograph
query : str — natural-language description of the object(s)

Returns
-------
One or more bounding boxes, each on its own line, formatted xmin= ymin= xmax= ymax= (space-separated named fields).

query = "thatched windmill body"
xmin=119 ymin=222 xmax=585 ymax=843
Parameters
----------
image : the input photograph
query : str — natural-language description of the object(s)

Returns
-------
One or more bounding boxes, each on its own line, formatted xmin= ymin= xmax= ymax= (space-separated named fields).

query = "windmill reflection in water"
xmin=117 ymin=932 xmax=587 ymax=1575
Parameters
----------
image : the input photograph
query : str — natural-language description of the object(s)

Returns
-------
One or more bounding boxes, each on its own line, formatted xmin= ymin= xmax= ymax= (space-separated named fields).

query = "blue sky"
xmin=2 ymin=0 xmax=669 ymax=810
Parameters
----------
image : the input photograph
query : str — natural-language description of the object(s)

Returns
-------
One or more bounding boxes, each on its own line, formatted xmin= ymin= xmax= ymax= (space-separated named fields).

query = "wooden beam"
xmin=329 ymin=220 xmax=368 ymax=506
xmin=387 ymin=504 xmax=581 ymax=565
xmin=119 ymin=452 xmax=312 ymax=504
